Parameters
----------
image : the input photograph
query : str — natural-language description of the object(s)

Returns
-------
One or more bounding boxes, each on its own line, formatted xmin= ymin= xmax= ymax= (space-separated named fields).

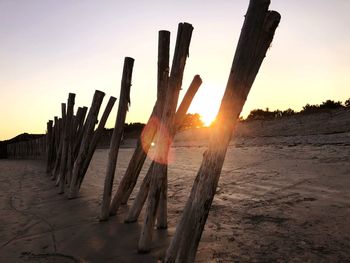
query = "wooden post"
xmin=109 ymin=30 xmax=170 ymax=216
xmin=46 ymin=120 xmax=54 ymax=173
xmin=156 ymin=74 xmax=202 ymax=229
xmin=73 ymin=106 xmax=88 ymax=160
xmin=165 ymin=1 xmax=281 ymax=262
xmin=124 ymin=162 xmax=154 ymax=223
xmin=76 ymin=96 xmax=116 ymax=188
xmin=66 ymin=114 xmax=76 ymax=186
xmin=100 ymin=57 xmax=134 ymax=221
xmin=125 ymin=75 xmax=202 ymax=224
xmin=138 ymin=22 xmax=193 ymax=253
xmin=58 ymin=93 xmax=75 ymax=193
xmin=53 ymin=117 xmax=61 ymax=159
xmin=65 ymin=107 xmax=86 ymax=186
xmin=71 ymin=107 xmax=85 ymax=147
xmin=68 ymin=90 xmax=105 ymax=198
xmin=174 ymin=75 xmax=202 ymax=128
xmin=52 ymin=104 xmax=66 ymax=181
xmin=51 ymin=116 xmax=59 ymax=166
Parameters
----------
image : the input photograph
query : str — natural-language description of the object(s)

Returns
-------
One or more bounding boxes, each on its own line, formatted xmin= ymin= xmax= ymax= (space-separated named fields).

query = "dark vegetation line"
xmin=245 ymin=99 xmax=350 ymax=121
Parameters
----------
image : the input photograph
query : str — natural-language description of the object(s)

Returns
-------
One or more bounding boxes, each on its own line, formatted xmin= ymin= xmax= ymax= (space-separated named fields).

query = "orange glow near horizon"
xmin=184 ymin=83 xmax=223 ymax=128
xmin=198 ymin=111 xmax=216 ymax=127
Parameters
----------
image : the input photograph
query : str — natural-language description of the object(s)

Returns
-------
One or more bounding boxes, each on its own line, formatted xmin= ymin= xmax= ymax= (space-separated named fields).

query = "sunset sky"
xmin=1 ymin=0 xmax=349 ymax=140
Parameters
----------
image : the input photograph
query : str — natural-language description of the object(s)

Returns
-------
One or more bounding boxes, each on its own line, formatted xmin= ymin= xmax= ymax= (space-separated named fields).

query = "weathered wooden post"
xmin=73 ymin=106 xmax=88 ymax=160
xmin=46 ymin=120 xmax=54 ymax=172
xmin=66 ymin=115 xmax=75 ymax=186
xmin=138 ymin=22 xmax=193 ymax=252
xmin=68 ymin=90 xmax=105 ymax=198
xmin=109 ymin=30 xmax=170 ymax=216
xmin=52 ymin=104 xmax=66 ymax=181
xmin=124 ymin=75 xmax=202 ymax=224
xmin=54 ymin=117 xmax=61 ymax=158
xmin=156 ymin=74 xmax=202 ymax=229
xmin=51 ymin=116 xmax=59 ymax=166
xmin=165 ymin=1 xmax=281 ymax=262
xmin=58 ymin=93 xmax=75 ymax=193
xmin=100 ymin=57 xmax=134 ymax=220
xmin=71 ymin=107 xmax=85 ymax=147
xmin=75 ymin=96 xmax=117 ymax=189
xmin=66 ymin=107 xmax=87 ymax=186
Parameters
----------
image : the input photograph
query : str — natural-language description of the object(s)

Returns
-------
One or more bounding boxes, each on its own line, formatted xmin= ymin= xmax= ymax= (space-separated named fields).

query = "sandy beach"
xmin=1 ymin=112 xmax=350 ymax=262
xmin=1 ymin=0 xmax=349 ymax=261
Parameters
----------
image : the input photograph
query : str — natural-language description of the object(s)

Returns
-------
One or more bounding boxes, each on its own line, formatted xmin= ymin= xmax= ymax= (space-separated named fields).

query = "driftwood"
xmin=100 ymin=57 xmax=134 ymax=221
xmin=164 ymin=1 xmax=281 ymax=262
xmin=68 ymin=90 xmax=105 ymax=198
xmin=58 ymin=93 xmax=75 ymax=193
xmin=109 ymin=30 xmax=170 ymax=216
xmin=124 ymin=75 xmax=202 ymax=224
xmin=138 ymin=22 xmax=193 ymax=252
xmin=78 ymin=96 xmax=117 ymax=187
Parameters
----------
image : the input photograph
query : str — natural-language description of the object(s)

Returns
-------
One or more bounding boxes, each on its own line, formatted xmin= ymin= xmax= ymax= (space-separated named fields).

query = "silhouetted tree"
xmin=300 ymin=103 xmax=320 ymax=114
xmin=179 ymin=113 xmax=204 ymax=130
xmin=319 ymin=100 xmax=343 ymax=110
xmin=345 ymin=98 xmax=350 ymax=108
xmin=281 ymin=108 xmax=295 ymax=117
xmin=246 ymin=108 xmax=275 ymax=120
xmin=124 ymin=122 xmax=145 ymax=133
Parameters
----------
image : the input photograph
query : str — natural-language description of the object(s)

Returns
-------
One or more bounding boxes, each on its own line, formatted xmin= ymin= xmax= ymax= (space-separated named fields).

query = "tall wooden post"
xmin=125 ymin=75 xmax=202 ymax=224
xmin=100 ymin=57 xmax=134 ymax=221
xmin=46 ymin=120 xmax=53 ymax=173
xmin=52 ymin=103 xmax=66 ymax=181
xmin=68 ymin=90 xmax=105 ymax=198
xmin=109 ymin=30 xmax=170 ymax=216
xmin=73 ymin=106 xmax=88 ymax=160
xmin=77 ymin=96 xmax=116 ymax=188
xmin=165 ymin=1 xmax=281 ymax=262
xmin=156 ymin=74 xmax=202 ymax=228
xmin=58 ymin=93 xmax=75 ymax=193
xmin=51 ymin=116 xmax=59 ymax=166
xmin=138 ymin=22 xmax=193 ymax=252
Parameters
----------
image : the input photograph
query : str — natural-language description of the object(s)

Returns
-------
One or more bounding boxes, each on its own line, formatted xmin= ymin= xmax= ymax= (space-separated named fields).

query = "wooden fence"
xmin=6 ymin=136 xmax=46 ymax=159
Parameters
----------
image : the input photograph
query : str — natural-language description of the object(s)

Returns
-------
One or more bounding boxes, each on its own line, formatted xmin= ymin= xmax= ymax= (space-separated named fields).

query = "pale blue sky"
xmin=1 ymin=0 xmax=349 ymax=140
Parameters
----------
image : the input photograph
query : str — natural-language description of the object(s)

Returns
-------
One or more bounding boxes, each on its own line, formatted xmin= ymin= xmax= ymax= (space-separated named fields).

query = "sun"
xmin=199 ymin=110 xmax=217 ymax=126
xmin=181 ymin=82 xmax=224 ymax=127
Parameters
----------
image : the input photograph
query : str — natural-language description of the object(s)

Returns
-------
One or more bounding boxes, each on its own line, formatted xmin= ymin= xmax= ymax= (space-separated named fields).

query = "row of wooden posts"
xmin=9 ymin=1 xmax=280 ymax=261
xmin=6 ymin=137 xmax=46 ymax=159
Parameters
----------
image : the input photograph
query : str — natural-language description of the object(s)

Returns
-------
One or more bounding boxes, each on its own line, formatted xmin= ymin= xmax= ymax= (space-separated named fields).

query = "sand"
xmin=1 ymin=112 xmax=350 ymax=262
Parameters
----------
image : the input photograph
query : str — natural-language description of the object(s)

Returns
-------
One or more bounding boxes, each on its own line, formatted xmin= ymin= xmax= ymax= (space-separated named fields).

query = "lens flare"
xmin=141 ymin=116 xmax=174 ymax=165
